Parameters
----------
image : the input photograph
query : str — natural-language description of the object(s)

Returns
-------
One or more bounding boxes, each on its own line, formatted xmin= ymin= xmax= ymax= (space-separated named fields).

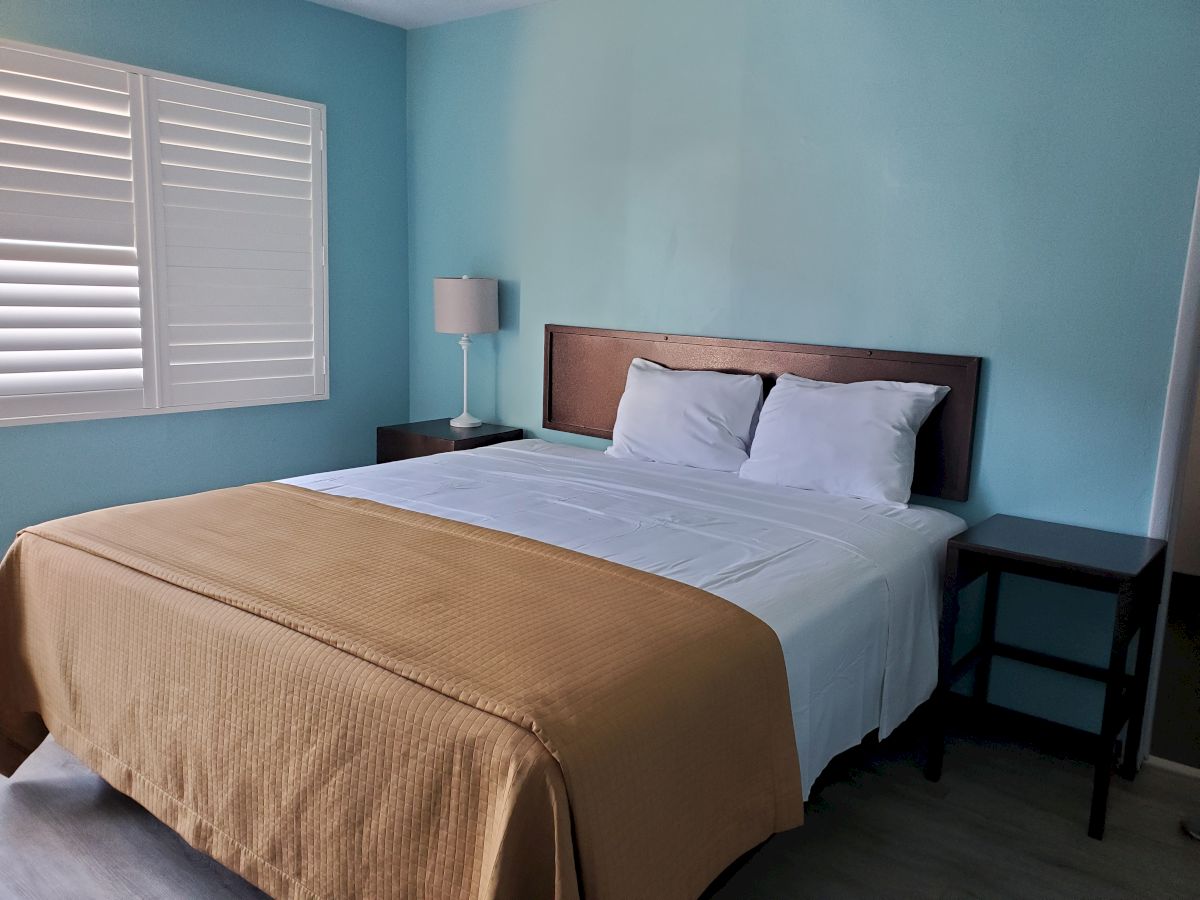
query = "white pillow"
xmin=605 ymin=358 xmax=763 ymax=472
xmin=739 ymin=374 xmax=949 ymax=506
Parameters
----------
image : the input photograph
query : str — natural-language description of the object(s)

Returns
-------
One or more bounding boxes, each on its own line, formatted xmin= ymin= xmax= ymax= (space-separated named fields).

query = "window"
xmin=0 ymin=40 xmax=327 ymax=426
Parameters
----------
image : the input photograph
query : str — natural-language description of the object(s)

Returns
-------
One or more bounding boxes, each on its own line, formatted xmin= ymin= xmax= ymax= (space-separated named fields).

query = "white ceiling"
xmin=304 ymin=0 xmax=546 ymax=29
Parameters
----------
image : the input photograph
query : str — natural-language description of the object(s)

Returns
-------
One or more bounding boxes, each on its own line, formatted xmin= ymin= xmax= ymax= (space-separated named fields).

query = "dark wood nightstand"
xmin=926 ymin=514 xmax=1166 ymax=840
xmin=376 ymin=419 xmax=523 ymax=463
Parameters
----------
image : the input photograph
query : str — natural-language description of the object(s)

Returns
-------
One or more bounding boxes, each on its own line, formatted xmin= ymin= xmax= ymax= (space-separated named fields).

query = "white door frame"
xmin=1142 ymin=171 xmax=1200 ymax=762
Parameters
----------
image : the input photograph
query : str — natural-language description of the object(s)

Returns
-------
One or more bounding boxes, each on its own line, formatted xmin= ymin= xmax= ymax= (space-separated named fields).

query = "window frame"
xmin=0 ymin=38 xmax=329 ymax=428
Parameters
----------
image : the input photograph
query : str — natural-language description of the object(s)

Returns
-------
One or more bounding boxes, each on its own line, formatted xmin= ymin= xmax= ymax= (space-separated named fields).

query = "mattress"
xmin=286 ymin=438 xmax=965 ymax=794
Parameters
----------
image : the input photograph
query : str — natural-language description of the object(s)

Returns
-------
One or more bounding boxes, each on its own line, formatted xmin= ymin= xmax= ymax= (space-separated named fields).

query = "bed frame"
xmin=542 ymin=324 xmax=982 ymax=502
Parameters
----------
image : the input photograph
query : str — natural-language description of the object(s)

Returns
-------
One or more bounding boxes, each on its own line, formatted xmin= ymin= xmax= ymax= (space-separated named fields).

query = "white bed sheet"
xmin=283 ymin=439 xmax=965 ymax=796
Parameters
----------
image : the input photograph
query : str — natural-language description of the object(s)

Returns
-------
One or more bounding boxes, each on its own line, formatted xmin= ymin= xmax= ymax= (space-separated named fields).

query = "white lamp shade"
xmin=434 ymin=277 xmax=499 ymax=335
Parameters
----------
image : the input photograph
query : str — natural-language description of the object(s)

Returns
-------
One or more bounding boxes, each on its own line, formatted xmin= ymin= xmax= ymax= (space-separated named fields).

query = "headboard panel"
xmin=542 ymin=324 xmax=982 ymax=501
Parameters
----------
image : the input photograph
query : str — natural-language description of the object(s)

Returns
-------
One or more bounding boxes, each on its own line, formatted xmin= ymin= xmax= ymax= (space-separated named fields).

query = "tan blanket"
xmin=0 ymin=482 xmax=802 ymax=899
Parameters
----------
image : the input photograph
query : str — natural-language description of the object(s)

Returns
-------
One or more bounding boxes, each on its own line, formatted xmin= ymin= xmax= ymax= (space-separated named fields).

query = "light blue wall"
xmin=0 ymin=0 xmax=409 ymax=545
xmin=407 ymin=0 xmax=1199 ymax=533
xmin=407 ymin=0 xmax=1200 ymax=729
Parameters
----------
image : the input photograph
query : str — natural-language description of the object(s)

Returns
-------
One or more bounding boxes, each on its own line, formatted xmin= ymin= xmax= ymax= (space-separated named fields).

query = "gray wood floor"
xmin=2 ymin=729 xmax=1197 ymax=899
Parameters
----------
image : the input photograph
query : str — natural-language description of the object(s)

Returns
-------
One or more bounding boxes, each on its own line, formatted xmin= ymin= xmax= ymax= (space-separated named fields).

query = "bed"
xmin=286 ymin=438 xmax=967 ymax=799
xmin=0 ymin=326 xmax=981 ymax=900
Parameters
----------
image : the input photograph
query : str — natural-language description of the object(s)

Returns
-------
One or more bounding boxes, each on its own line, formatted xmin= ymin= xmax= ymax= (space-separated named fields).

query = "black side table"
xmin=377 ymin=420 xmax=523 ymax=463
xmin=926 ymin=514 xmax=1167 ymax=840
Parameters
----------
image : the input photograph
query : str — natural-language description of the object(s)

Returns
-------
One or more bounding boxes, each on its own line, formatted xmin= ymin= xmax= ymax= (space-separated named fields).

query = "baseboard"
xmin=1145 ymin=755 xmax=1200 ymax=779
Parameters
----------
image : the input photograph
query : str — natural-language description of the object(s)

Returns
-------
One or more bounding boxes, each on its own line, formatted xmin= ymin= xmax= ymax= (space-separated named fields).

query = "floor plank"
xmin=711 ymin=724 xmax=1200 ymax=899
xmin=0 ymin=739 xmax=264 ymax=899
xmin=2 ymin=724 xmax=1198 ymax=899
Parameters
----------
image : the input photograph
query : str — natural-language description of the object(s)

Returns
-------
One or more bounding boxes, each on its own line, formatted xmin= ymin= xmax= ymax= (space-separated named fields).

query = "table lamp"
xmin=434 ymin=276 xmax=499 ymax=428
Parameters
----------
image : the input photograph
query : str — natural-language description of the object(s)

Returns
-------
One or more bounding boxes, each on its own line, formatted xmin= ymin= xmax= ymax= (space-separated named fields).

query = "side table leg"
xmin=1090 ymin=643 xmax=1125 ymax=840
xmin=1120 ymin=586 xmax=1162 ymax=781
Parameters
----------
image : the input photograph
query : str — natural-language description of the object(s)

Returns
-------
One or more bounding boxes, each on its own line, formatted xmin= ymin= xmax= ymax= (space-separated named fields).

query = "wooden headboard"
xmin=542 ymin=324 xmax=982 ymax=502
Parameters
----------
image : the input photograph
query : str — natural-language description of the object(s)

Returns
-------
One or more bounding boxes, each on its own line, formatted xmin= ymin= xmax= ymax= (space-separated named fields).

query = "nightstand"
xmin=376 ymin=419 xmax=523 ymax=463
xmin=926 ymin=514 xmax=1167 ymax=840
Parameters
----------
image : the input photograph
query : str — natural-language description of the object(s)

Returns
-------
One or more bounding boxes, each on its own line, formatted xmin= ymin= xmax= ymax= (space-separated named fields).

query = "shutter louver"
xmin=148 ymin=77 xmax=323 ymax=407
xmin=0 ymin=46 xmax=145 ymax=421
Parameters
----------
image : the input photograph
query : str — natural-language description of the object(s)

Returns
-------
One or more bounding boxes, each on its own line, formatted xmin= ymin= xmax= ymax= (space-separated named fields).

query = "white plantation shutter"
xmin=0 ymin=38 xmax=327 ymax=427
xmin=0 ymin=45 xmax=147 ymax=422
xmin=147 ymin=77 xmax=325 ymax=407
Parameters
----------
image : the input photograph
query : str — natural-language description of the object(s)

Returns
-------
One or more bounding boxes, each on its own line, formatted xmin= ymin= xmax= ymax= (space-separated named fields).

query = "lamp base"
xmin=450 ymin=413 xmax=483 ymax=429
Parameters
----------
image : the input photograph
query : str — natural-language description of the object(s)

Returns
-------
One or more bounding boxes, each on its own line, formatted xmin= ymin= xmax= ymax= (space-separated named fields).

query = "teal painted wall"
xmin=0 ymin=0 xmax=409 ymax=545
xmin=407 ymin=0 xmax=1200 ymax=729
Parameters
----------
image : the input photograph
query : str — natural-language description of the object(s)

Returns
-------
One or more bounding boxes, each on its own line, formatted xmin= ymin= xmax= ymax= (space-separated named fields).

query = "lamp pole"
xmin=450 ymin=333 xmax=482 ymax=428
